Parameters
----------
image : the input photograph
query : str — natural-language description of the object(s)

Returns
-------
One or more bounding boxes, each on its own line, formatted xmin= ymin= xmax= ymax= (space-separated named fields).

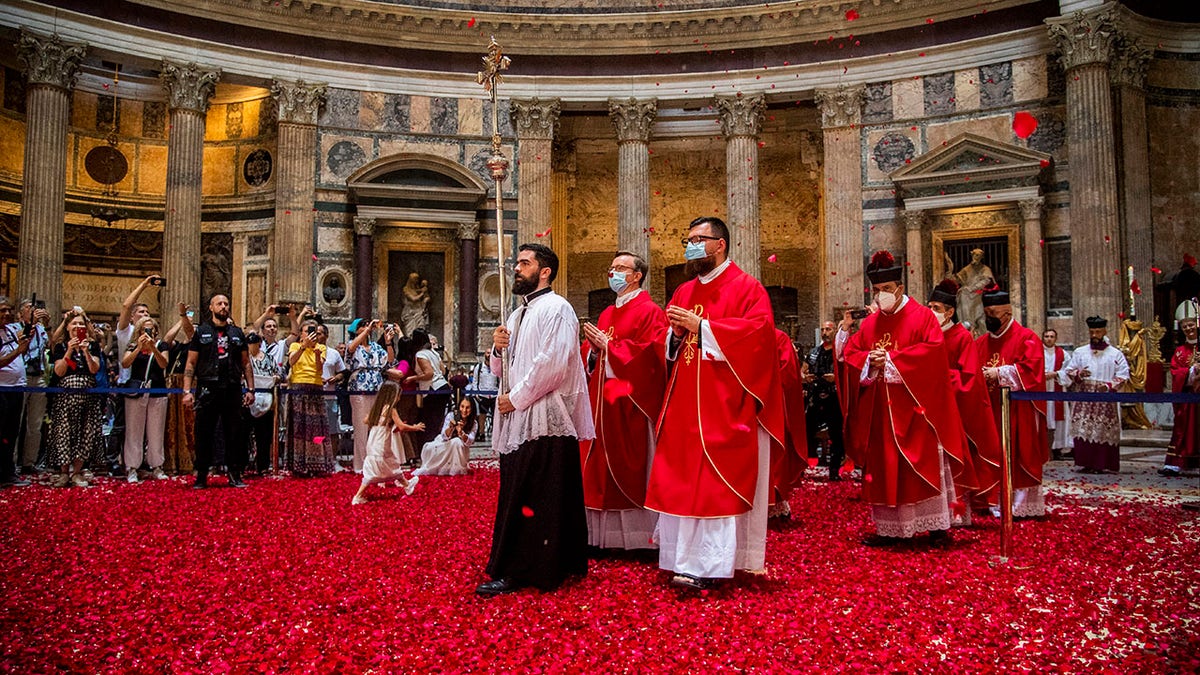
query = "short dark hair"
xmin=614 ymin=250 xmax=649 ymax=284
xmin=689 ymin=216 xmax=730 ymax=248
xmin=519 ymin=243 xmax=559 ymax=284
xmin=411 ymin=327 xmax=431 ymax=350
xmin=1043 ymin=328 xmax=1057 ymax=336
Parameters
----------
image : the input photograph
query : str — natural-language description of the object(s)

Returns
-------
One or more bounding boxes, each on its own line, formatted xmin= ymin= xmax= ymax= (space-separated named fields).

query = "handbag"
xmin=123 ymin=354 xmax=154 ymax=400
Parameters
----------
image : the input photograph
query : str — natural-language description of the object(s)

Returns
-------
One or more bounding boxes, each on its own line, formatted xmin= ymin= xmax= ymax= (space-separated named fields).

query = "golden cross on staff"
xmin=477 ymin=37 xmax=513 ymax=396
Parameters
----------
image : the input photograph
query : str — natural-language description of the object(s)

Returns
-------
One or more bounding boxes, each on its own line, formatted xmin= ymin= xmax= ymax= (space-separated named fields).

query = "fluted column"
xmin=1111 ymin=30 xmax=1153 ymax=322
xmin=1048 ymin=7 xmax=1123 ymax=335
xmin=815 ymin=85 xmax=866 ymax=316
xmin=900 ymin=210 xmax=927 ymax=303
xmin=457 ymin=221 xmax=480 ymax=355
xmin=511 ymin=98 xmax=560 ymax=246
xmin=608 ymin=98 xmax=657 ymax=263
xmin=716 ymin=94 xmax=766 ymax=280
xmin=161 ymin=60 xmax=219 ymax=312
xmin=16 ymin=32 xmax=85 ymax=317
xmin=1019 ymin=198 xmax=1047 ymax=329
xmin=353 ymin=217 xmax=376 ymax=319
xmin=271 ymin=80 xmax=326 ymax=305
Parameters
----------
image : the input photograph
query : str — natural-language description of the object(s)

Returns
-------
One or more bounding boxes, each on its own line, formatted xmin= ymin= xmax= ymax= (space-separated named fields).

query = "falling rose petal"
xmin=863 ymin=473 xmax=873 ymax=484
xmin=467 ymin=17 xmax=476 ymax=27
xmin=914 ymin=406 xmax=926 ymax=416
xmin=1039 ymin=158 xmax=1051 ymax=168
xmin=1131 ymin=279 xmax=1142 ymax=295
xmin=1118 ymin=311 xmax=1126 ymax=319
xmin=312 ymin=436 xmax=325 ymax=444
xmin=845 ymin=8 xmax=860 ymax=20
xmin=603 ymin=379 xmax=633 ymax=404
xmin=521 ymin=506 xmax=535 ymax=518
xmin=1039 ymin=239 xmax=1045 ymax=248
xmin=807 ymin=457 xmax=819 ymax=468
xmin=1151 ymin=266 xmax=1163 ymax=275
xmin=1104 ymin=235 xmax=1111 ymax=243
xmin=1012 ymin=111 xmax=1038 ymax=139
xmin=767 ymin=254 xmax=778 ymax=263
xmin=733 ymin=424 xmax=751 ymax=433
xmin=535 ymin=227 xmax=552 ymax=238
xmin=311 ymin=254 xmax=318 ymax=261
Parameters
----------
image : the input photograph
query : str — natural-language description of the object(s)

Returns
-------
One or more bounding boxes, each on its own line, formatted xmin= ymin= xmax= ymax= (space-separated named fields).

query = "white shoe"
xmin=351 ymin=495 xmax=368 ymax=505
xmin=150 ymin=467 xmax=168 ymax=480
xmin=404 ymin=475 xmax=419 ymax=496
xmin=126 ymin=468 xmax=139 ymax=483
xmin=71 ymin=473 xmax=89 ymax=488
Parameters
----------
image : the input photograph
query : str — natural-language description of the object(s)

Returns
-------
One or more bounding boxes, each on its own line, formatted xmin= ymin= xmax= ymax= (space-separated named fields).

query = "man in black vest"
xmin=804 ymin=320 xmax=846 ymax=480
xmin=181 ymin=294 xmax=255 ymax=488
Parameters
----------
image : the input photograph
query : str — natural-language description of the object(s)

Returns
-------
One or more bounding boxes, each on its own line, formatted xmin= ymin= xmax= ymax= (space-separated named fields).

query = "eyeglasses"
xmin=681 ymin=235 xmax=721 ymax=246
xmin=608 ymin=265 xmax=635 ymax=274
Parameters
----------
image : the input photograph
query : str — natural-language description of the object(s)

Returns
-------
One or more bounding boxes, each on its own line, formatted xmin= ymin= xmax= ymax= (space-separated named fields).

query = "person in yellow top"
xmin=287 ymin=320 xmax=333 ymax=474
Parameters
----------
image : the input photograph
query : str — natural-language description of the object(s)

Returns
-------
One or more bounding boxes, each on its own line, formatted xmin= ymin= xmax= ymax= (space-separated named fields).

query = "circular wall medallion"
xmin=243 ymin=149 xmax=273 ymax=187
xmin=479 ymin=270 xmax=501 ymax=316
xmin=84 ymin=145 xmax=129 ymax=185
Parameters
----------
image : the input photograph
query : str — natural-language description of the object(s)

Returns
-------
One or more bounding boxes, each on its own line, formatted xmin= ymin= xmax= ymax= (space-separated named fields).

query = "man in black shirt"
xmin=181 ymin=294 xmax=255 ymax=488
xmin=804 ymin=320 xmax=846 ymax=481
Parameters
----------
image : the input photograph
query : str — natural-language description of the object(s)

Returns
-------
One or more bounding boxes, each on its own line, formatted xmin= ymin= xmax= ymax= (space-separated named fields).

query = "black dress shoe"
xmin=192 ymin=477 xmax=208 ymax=489
xmin=475 ymin=578 xmax=519 ymax=596
xmin=669 ymin=573 xmax=711 ymax=590
xmin=861 ymin=533 xmax=903 ymax=548
xmin=0 ymin=476 xmax=31 ymax=487
xmin=1158 ymin=467 xmax=1181 ymax=477
xmin=928 ymin=529 xmax=952 ymax=546
xmin=228 ymin=476 xmax=248 ymax=488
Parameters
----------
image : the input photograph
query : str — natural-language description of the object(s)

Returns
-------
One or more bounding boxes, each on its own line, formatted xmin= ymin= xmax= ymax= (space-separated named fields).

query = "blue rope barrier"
xmin=0 ymin=385 xmax=501 ymax=397
xmin=1009 ymin=390 xmax=1200 ymax=403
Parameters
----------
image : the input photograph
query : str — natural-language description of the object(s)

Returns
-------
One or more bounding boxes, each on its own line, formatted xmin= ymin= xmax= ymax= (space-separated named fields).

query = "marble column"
xmin=353 ymin=217 xmax=376 ymax=320
xmin=15 ymin=32 xmax=85 ymax=316
xmin=900 ymin=210 xmax=927 ymax=303
xmin=608 ymin=98 xmax=657 ymax=263
xmin=716 ymin=94 xmax=766 ymax=280
xmin=1111 ymin=31 xmax=1154 ymax=322
xmin=511 ymin=98 xmax=560 ymax=247
xmin=270 ymin=80 xmax=327 ymax=305
xmin=161 ymin=60 xmax=220 ymax=312
xmin=815 ymin=85 xmax=866 ymax=316
xmin=457 ymin=221 xmax=481 ymax=355
xmin=1019 ymin=198 xmax=1047 ymax=329
xmin=1048 ymin=8 xmax=1123 ymax=335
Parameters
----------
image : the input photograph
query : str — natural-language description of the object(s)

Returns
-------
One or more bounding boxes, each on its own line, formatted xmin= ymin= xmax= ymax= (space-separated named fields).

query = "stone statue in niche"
xmin=400 ymin=272 xmax=430 ymax=335
xmin=946 ymin=247 xmax=995 ymax=337
xmin=322 ymin=272 xmax=346 ymax=306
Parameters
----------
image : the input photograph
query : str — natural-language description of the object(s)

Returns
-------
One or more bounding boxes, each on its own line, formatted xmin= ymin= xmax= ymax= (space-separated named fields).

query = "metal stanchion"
xmin=998 ymin=386 xmax=1014 ymax=562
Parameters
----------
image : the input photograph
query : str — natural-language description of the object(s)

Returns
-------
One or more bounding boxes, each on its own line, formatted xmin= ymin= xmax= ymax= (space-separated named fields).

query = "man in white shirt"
xmin=17 ymin=298 xmax=50 ymax=473
xmin=0 ymin=296 xmax=32 ymax=487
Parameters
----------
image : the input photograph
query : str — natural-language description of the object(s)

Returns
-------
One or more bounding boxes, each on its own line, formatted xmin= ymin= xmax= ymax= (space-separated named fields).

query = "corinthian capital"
xmin=608 ymin=98 xmax=657 ymax=143
xmin=457 ymin=221 xmax=480 ymax=241
xmin=715 ymin=94 xmax=765 ymax=138
xmin=271 ymin=79 xmax=327 ymax=126
xmin=160 ymin=60 xmax=220 ymax=113
xmin=899 ymin=210 xmax=927 ymax=231
xmin=815 ymin=85 xmax=865 ymax=129
xmin=1111 ymin=35 xmax=1152 ymax=89
xmin=1018 ymin=197 xmax=1044 ymax=222
xmin=1046 ymin=7 xmax=1121 ymax=72
xmin=510 ymin=98 xmax=561 ymax=141
xmin=17 ymin=31 xmax=86 ymax=90
xmin=353 ymin=216 xmax=377 ymax=237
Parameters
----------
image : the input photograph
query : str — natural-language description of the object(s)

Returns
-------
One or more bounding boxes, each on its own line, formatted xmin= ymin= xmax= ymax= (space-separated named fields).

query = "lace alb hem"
xmin=1012 ymin=486 xmax=1045 ymax=518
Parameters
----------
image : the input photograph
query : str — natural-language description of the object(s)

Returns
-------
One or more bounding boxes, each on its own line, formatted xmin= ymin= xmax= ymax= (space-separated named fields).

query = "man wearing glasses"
xmin=646 ymin=217 xmax=785 ymax=590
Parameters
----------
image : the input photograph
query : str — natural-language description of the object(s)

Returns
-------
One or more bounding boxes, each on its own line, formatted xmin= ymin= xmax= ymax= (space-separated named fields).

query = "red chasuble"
xmin=647 ymin=262 xmax=786 ymax=518
xmin=838 ymin=299 xmax=967 ymax=508
xmin=580 ymin=291 xmax=669 ymax=511
xmin=1167 ymin=343 xmax=1199 ymax=466
xmin=975 ymin=320 xmax=1048 ymax=495
xmin=769 ymin=329 xmax=808 ymax=506
xmin=943 ymin=323 xmax=999 ymax=499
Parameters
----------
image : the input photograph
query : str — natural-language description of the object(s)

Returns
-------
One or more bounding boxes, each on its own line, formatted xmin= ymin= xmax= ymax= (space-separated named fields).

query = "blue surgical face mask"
xmin=684 ymin=241 xmax=709 ymax=261
xmin=608 ymin=271 xmax=628 ymax=294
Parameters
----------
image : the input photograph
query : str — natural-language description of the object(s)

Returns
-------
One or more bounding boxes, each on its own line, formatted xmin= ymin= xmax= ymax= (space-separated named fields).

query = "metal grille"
xmin=944 ymin=236 xmax=1009 ymax=291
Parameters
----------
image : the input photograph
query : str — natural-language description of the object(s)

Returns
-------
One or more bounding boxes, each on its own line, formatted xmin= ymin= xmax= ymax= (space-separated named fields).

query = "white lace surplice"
xmin=490 ymin=292 xmax=594 ymax=454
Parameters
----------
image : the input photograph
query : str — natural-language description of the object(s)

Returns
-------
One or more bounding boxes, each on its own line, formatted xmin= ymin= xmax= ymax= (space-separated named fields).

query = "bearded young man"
xmin=1060 ymin=316 xmax=1130 ymax=474
xmin=647 ymin=216 xmax=784 ymax=590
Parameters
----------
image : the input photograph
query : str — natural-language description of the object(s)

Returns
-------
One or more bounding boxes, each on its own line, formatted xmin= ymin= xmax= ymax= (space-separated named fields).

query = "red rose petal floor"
xmin=2 ymin=471 xmax=1197 ymax=673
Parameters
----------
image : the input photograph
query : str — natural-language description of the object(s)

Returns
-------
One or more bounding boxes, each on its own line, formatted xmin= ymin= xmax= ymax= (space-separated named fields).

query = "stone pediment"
xmin=889 ymin=133 xmax=1050 ymax=195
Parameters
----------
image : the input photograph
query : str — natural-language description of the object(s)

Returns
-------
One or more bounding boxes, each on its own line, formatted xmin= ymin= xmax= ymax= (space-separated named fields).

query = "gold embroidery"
xmin=605 ymin=326 xmax=615 ymax=340
xmin=681 ymin=304 xmax=706 ymax=366
xmin=986 ymin=353 xmax=1002 ymax=368
xmin=874 ymin=332 xmax=893 ymax=351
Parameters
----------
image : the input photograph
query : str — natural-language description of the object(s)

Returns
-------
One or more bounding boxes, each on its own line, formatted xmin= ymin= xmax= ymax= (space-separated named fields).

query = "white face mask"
xmin=937 ymin=311 xmax=953 ymax=331
xmin=875 ymin=289 xmax=900 ymax=313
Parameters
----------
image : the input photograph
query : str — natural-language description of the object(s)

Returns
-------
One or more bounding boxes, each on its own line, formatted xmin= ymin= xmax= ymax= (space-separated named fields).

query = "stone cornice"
xmin=17 ymin=30 xmax=86 ymax=90
xmin=160 ymin=60 xmax=220 ymax=113
xmin=608 ymin=98 xmax=657 ymax=143
xmin=125 ymin=0 xmax=1041 ymax=57
xmin=510 ymin=98 xmax=561 ymax=140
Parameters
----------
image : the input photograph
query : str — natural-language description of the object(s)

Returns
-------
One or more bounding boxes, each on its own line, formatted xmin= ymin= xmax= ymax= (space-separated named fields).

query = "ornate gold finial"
xmin=477 ymin=37 xmax=512 ymax=155
xmin=1146 ymin=318 xmax=1166 ymax=364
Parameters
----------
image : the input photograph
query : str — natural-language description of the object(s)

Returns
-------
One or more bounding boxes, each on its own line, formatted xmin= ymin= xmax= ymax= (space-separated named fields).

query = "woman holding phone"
xmin=47 ymin=308 xmax=104 ymax=488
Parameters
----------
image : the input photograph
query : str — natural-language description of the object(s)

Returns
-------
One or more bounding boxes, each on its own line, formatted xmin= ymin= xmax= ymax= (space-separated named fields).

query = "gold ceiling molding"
xmin=127 ymin=0 xmax=1039 ymax=56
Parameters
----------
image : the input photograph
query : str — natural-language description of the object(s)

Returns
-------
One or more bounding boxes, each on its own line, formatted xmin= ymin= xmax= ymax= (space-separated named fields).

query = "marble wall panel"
xmin=320 ymin=135 xmax=371 ymax=184
xmin=923 ymin=72 xmax=956 ymax=116
xmin=1148 ymin=58 xmax=1200 ymax=90
xmin=954 ymin=69 xmax=981 ymax=112
xmin=410 ymin=96 xmax=432 ymax=134
xmin=430 ymin=98 xmax=459 ymax=136
xmin=925 ymin=114 xmax=1010 ymax=150
xmin=71 ymin=91 xmax=96 ymax=130
xmin=2 ymin=67 xmax=25 ymax=114
xmin=238 ymin=145 xmax=275 ymax=192
xmin=205 ymin=103 xmax=228 ymax=141
xmin=1043 ymin=204 xmax=1070 ymax=239
xmin=1012 ymin=55 xmax=1048 ymax=103
xmin=0 ymin=115 xmax=24 ymax=176
xmin=142 ymin=102 xmax=167 ymax=139
xmin=317 ymin=226 xmax=354 ymax=255
xmin=73 ymin=135 xmax=137 ymax=194
xmin=136 ymin=144 xmax=168 ymax=195
xmin=484 ymin=99 xmax=515 ymax=139
xmin=118 ymin=99 xmax=142 ymax=137
xmin=322 ymin=88 xmax=362 ymax=129
xmin=867 ymin=221 xmax=904 ymax=262
xmin=359 ymin=91 xmax=384 ymax=132
xmin=1026 ymin=107 xmax=1067 ymax=162
xmin=979 ymin=62 xmax=1014 ymax=109
xmin=1147 ymin=103 xmax=1200 ymax=273
xmin=866 ymin=127 xmax=920 ymax=183
xmin=202 ymin=145 xmax=237 ymax=196
xmin=862 ymin=82 xmax=893 ymax=124
xmin=383 ymin=94 xmax=412 ymax=132
xmin=464 ymin=142 xmax=515 ymax=195
xmin=458 ymin=97 xmax=484 ymax=137
xmin=892 ymin=77 xmax=924 ymax=121
xmin=376 ymin=137 xmax=460 ymax=162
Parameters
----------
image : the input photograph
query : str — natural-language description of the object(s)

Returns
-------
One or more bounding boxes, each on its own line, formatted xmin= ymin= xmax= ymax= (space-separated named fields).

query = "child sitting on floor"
xmin=352 ymin=382 xmax=425 ymax=505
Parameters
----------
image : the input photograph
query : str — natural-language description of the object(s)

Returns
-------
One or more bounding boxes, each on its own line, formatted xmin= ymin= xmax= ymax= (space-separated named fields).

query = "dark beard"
xmin=213 ymin=311 xmax=230 ymax=322
xmin=1090 ymin=339 xmax=1107 ymax=350
xmin=511 ymin=275 xmax=537 ymax=296
xmin=684 ymin=256 xmax=716 ymax=278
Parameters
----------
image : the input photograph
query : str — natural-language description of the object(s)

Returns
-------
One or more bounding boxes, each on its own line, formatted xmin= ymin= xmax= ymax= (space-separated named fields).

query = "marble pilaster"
xmin=900 ymin=210 xmax=927 ymax=303
xmin=271 ymin=79 xmax=327 ymax=304
xmin=161 ymin=60 xmax=219 ymax=312
xmin=1047 ymin=7 xmax=1123 ymax=334
xmin=815 ymin=85 xmax=866 ymax=316
xmin=1111 ymin=32 xmax=1154 ymax=322
xmin=608 ymin=98 xmax=657 ymax=263
xmin=716 ymin=94 xmax=765 ymax=280
xmin=15 ymin=32 xmax=85 ymax=316
xmin=1018 ymin=198 xmax=1047 ymax=329
xmin=457 ymin=221 xmax=480 ymax=355
xmin=353 ymin=216 xmax=376 ymax=320
xmin=511 ymin=98 xmax=560 ymax=247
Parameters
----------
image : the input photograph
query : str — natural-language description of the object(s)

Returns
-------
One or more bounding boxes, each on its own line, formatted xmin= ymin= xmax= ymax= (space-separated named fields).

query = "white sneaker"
xmin=404 ymin=475 xmax=419 ymax=496
xmin=150 ymin=467 xmax=168 ymax=480
xmin=126 ymin=468 xmax=139 ymax=483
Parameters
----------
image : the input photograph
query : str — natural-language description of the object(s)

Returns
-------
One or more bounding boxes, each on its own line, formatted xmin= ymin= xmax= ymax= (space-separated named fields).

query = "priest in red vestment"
xmin=1161 ymin=306 xmax=1199 ymax=475
xmin=836 ymin=251 xmax=967 ymax=547
xmin=976 ymin=284 xmax=1048 ymax=517
xmin=647 ymin=216 xmax=785 ymax=589
xmin=928 ymin=279 xmax=998 ymax=521
xmin=768 ymin=329 xmax=808 ymax=520
xmin=580 ymin=251 xmax=668 ymax=550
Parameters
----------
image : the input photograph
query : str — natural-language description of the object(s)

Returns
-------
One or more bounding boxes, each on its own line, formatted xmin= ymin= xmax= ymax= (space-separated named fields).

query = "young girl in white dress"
xmin=352 ymin=382 xmax=426 ymax=505
xmin=414 ymin=397 xmax=478 ymax=477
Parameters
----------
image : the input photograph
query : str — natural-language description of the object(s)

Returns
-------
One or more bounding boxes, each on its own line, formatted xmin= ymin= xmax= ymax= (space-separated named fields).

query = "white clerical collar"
xmin=698 ymin=258 xmax=733 ymax=285
xmin=521 ymin=286 xmax=553 ymax=306
xmin=615 ymin=288 xmax=643 ymax=308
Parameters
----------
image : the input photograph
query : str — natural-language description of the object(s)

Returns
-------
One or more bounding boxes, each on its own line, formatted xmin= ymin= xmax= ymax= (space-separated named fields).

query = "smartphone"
xmin=274 ymin=306 xmax=291 ymax=315
xmin=149 ymin=277 xmax=167 ymax=287
xmin=143 ymin=327 xmax=153 ymax=337
xmin=305 ymin=325 xmax=317 ymax=336
xmin=850 ymin=309 xmax=870 ymax=320
xmin=74 ymin=326 xmax=87 ymax=341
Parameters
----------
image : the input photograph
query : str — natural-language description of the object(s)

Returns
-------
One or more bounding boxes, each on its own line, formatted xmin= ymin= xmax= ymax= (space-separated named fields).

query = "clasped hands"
xmin=666 ymin=305 xmax=702 ymax=337
xmin=582 ymin=322 xmax=609 ymax=352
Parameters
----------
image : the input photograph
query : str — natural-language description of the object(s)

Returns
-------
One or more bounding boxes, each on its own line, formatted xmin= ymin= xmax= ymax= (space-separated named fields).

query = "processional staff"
xmin=477 ymin=37 xmax=512 ymax=394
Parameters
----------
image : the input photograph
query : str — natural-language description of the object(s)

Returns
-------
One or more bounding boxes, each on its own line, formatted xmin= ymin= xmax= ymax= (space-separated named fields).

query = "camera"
xmin=850 ymin=309 xmax=870 ymax=320
xmin=149 ymin=276 xmax=168 ymax=287
xmin=312 ymin=314 xmax=323 ymax=324
xmin=274 ymin=305 xmax=291 ymax=315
